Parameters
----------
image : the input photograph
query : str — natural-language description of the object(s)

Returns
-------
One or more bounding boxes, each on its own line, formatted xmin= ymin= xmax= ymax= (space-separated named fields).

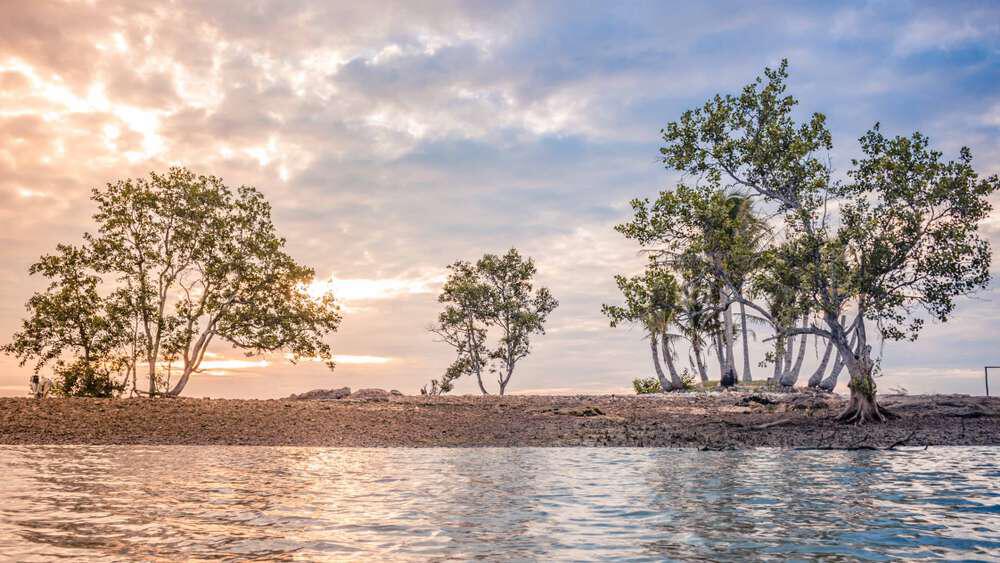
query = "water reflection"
xmin=1 ymin=446 xmax=998 ymax=561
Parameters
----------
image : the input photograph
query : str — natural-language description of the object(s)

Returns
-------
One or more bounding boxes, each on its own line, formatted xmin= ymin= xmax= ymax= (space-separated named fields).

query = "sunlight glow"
xmin=333 ymin=355 xmax=391 ymax=365
xmin=199 ymin=360 xmax=271 ymax=370
xmin=307 ymin=274 xmax=443 ymax=303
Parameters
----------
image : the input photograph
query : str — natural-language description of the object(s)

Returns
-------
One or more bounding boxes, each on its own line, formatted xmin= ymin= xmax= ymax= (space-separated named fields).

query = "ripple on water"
xmin=0 ymin=446 xmax=998 ymax=561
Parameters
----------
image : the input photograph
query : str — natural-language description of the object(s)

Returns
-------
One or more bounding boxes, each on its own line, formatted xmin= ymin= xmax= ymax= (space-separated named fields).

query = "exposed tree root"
xmin=836 ymin=396 xmax=896 ymax=425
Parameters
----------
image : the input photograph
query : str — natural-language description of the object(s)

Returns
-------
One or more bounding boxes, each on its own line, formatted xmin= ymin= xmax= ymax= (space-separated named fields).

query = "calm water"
xmin=0 ymin=447 xmax=998 ymax=561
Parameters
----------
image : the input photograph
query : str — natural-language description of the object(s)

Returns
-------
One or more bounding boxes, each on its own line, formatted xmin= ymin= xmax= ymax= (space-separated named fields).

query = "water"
xmin=0 ymin=447 xmax=997 ymax=561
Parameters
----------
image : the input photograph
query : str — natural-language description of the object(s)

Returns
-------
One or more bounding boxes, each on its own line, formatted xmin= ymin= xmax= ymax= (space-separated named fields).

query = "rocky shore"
xmin=1 ymin=392 xmax=998 ymax=448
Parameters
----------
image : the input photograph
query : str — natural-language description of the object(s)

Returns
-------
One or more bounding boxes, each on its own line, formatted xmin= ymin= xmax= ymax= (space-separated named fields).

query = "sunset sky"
xmin=2 ymin=1 xmax=999 ymax=398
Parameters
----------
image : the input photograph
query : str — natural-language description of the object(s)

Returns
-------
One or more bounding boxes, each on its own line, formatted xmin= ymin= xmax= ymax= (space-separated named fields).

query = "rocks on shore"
xmin=286 ymin=387 xmax=406 ymax=402
xmin=286 ymin=387 xmax=352 ymax=400
xmin=349 ymin=388 xmax=390 ymax=402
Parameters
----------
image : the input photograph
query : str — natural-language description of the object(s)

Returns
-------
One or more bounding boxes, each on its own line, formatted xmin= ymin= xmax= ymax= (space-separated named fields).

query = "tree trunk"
xmin=792 ymin=330 xmax=808 ymax=377
xmin=661 ymin=334 xmax=684 ymax=389
xmin=739 ymin=301 xmax=752 ymax=383
xmin=650 ymin=334 xmax=675 ymax=392
xmin=783 ymin=331 xmax=794 ymax=375
xmin=166 ymin=367 xmax=192 ymax=396
xmin=720 ymin=294 xmax=737 ymax=388
xmin=714 ymin=333 xmax=726 ymax=377
xmin=147 ymin=358 xmax=157 ymax=396
xmin=498 ymin=366 xmax=513 ymax=396
xmin=807 ymin=337 xmax=834 ymax=388
xmin=819 ymin=324 xmax=855 ymax=392
xmin=837 ymin=351 xmax=892 ymax=424
xmin=819 ymin=352 xmax=845 ymax=392
xmin=692 ymin=338 xmax=709 ymax=383
xmin=826 ymin=314 xmax=892 ymax=424
xmin=770 ymin=336 xmax=784 ymax=384
xmin=780 ymin=320 xmax=809 ymax=388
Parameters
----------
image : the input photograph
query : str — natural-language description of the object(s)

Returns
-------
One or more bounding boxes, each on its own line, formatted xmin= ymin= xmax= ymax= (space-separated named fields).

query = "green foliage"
xmin=680 ymin=369 xmax=697 ymax=390
xmin=657 ymin=59 xmax=996 ymax=345
xmin=51 ymin=359 xmax=126 ymax=397
xmin=838 ymin=126 xmax=995 ymax=340
xmin=2 ymin=244 xmax=132 ymax=396
xmin=632 ymin=377 xmax=661 ymax=394
xmin=3 ymin=167 xmax=342 ymax=397
xmin=646 ymin=58 xmax=997 ymax=421
xmin=602 ymin=259 xmax=681 ymax=335
xmin=429 ymin=248 xmax=558 ymax=395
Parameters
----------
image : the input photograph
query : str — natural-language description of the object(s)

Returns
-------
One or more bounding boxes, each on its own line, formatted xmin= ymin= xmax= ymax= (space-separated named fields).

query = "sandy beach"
xmin=1 ymin=393 xmax=998 ymax=448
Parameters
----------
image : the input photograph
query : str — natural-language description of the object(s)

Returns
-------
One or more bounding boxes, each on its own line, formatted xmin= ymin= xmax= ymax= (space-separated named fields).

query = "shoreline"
xmin=1 ymin=393 xmax=998 ymax=448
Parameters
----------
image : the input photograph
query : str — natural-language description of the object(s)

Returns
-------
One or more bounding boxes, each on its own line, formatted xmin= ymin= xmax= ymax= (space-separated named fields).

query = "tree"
xmin=616 ymin=185 xmax=769 ymax=387
xmin=603 ymin=260 xmax=686 ymax=391
xmin=5 ymin=167 xmax=342 ymax=397
xmin=658 ymin=60 xmax=997 ymax=423
xmin=430 ymin=248 xmax=557 ymax=395
xmin=677 ymin=277 xmax=716 ymax=383
xmin=2 ymin=245 xmax=129 ymax=396
xmin=722 ymin=195 xmax=770 ymax=383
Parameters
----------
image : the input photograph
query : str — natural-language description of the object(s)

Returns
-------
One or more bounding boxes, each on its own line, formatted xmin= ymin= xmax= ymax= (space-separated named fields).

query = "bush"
xmin=52 ymin=360 xmax=125 ymax=397
xmin=680 ymin=369 xmax=697 ymax=391
xmin=633 ymin=377 xmax=662 ymax=394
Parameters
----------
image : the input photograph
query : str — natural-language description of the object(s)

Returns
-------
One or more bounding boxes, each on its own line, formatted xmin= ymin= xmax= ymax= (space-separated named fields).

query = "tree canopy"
xmin=429 ymin=248 xmax=557 ymax=395
xmin=618 ymin=59 xmax=997 ymax=422
xmin=4 ymin=167 xmax=342 ymax=397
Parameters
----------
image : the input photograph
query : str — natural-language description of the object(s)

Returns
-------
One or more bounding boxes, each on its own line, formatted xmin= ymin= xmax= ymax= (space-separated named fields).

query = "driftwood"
xmin=794 ymin=430 xmax=922 ymax=451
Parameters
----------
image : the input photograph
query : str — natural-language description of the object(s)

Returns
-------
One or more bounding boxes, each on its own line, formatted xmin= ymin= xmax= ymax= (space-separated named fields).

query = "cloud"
xmin=894 ymin=14 xmax=998 ymax=55
xmin=308 ymin=274 xmax=444 ymax=304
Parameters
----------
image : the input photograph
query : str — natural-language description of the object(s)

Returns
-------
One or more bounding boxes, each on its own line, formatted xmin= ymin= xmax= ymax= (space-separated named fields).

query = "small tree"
xmin=616 ymin=186 xmax=769 ymax=387
xmin=429 ymin=248 xmax=557 ymax=395
xmin=603 ymin=260 xmax=686 ymax=391
xmin=2 ymin=245 xmax=129 ymax=396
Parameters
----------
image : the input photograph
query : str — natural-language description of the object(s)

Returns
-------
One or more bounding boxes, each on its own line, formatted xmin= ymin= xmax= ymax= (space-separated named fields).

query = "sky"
xmin=1 ymin=0 xmax=999 ymax=398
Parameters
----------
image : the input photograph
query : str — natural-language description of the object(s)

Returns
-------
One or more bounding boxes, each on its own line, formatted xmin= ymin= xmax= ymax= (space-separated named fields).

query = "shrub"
xmin=633 ymin=377 xmax=662 ymax=394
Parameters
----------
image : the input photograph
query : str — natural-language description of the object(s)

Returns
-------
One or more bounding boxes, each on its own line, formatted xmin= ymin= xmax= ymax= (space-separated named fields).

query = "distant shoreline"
xmin=1 ymin=394 xmax=997 ymax=448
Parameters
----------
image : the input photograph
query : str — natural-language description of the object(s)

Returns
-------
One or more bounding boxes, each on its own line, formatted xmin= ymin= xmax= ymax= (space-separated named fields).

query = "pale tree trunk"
xmin=780 ymin=319 xmax=809 ymax=388
xmin=819 ymin=351 xmax=846 ymax=392
xmin=649 ymin=333 xmax=675 ymax=392
xmin=167 ymin=368 xmax=192 ymax=396
xmin=770 ymin=336 xmax=784 ymax=384
xmin=783 ymin=331 xmax=794 ymax=375
xmin=474 ymin=357 xmax=488 ymax=394
xmin=692 ymin=338 xmax=709 ymax=383
xmin=147 ymin=358 xmax=157 ymax=396
xmin=714 ymin=333 xmax=726 ymax=379
xmin=739 ymin=301 xmax=752 ymax=382
xmin=819 ymin=325 xmax=855 ymax=392
xmin=792 ymin=330 xmax=808 ymax=377
xmin=661 ymin=334 xmax=684 ymax=389
xmin=807 ymin=337 xmax=834 ymax=388
xmin=720 ymin=293 xmax=737 ymax=387
xmin=166 ymin=329 xmax=215 ymax=397
xmin=498 ymin=366 xmax=513 ymax=396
